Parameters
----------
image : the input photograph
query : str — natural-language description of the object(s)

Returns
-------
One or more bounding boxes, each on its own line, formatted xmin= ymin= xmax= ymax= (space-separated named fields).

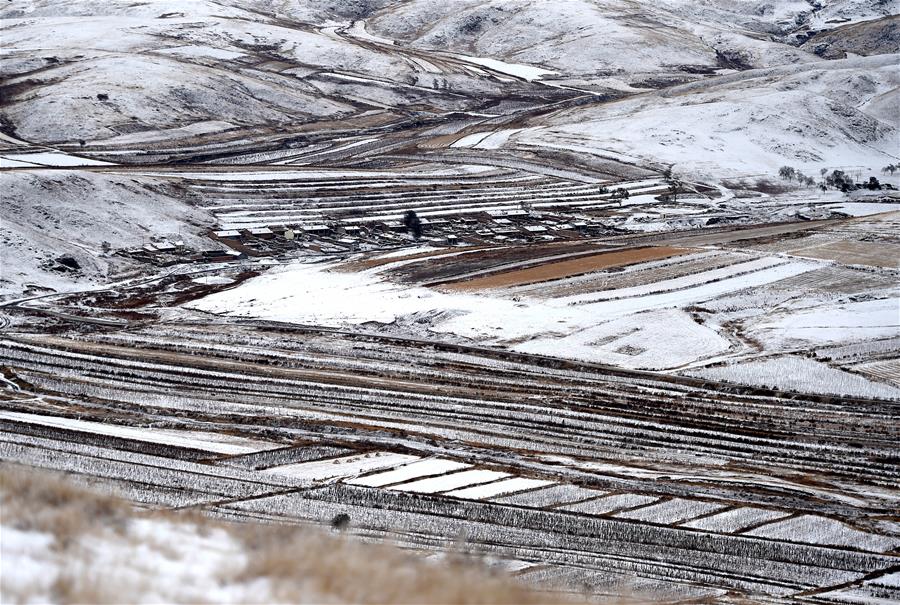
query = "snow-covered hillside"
xmin=511 ymin=53 xmax=899 ymax=179
xmin=0 ymin=0 xmax=500 ymax=145
xmin=365 ymin=0 xmax=897 ymax=79
xmin=0 ymin=170 xmax=210 ymax=296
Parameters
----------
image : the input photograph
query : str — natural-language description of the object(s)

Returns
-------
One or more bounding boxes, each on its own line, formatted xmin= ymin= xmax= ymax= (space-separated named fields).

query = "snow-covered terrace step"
xmin=444 ymin=477 xmax=555 ymax=500
xmin=680 ymin=507 xmax=791 ymax=533
xmin=0 ymin=411 xmax=281 ymax=456
xmin=613 ymin=497 xmax=728 ymax=525
xmin=216 ymin=196 xmax=605 ymax=223
xmin=216 ymin=195 xmax=624 ymax=228
xmin=744 ymin=514 xmax=900 ymax=553
xmin=211 ymin=189 xmax=619 ymax=216
xmin=346 ymin=458 xmax=470 ymax=487
xmin=560 ymin=493 xmax=660 ymax=516
xmin=201 ymin=179 xmax=603 ymax=205
xmin=207 ymin=180 xmax=661 ymax=217
xmin=201 ymin=180 xmax=600 ymax=208
xmin=189 ymin=174 xmax=543 ymax=191
xmin=492 ymin=484 xmax=605 ymax=508
xmin=387 ymin=469 xmax=511 ymax=494
xmin=261 ymin=452 xmax=419 ymax=482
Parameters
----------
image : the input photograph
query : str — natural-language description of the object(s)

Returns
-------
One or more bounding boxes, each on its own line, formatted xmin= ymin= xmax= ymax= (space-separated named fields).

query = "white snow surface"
xmin=0 ymin=411 xmax=281 ymax=455
xmin=513 ymin=54 xmax=899 ymax=179
xmin=756 ymin=297 xmax=900 ymax=347
xmin=0 ymin=518 xmax=272 ymax=604
xmin=746 ymin=514 xmax=900 ymax=552
xmin=1 ymin=152 xmax=113 ymax=167
xmin=613 ymin=498 xmax=727 ymax=524
xmin=188 ymin=257 xmax=816 ymax=368
xmin=682 ymin=507 xmax=791 ymax=533
xmin=518 ymin=308 xmax=732 ymax=370
xmin=262 ymin=452 xmax=420 ymax=481
xmin=346 ymin=458 xmax=470 ymax=487
xmin=453 ymin=55 xmax=556 ymax=82
xmin=687 ymin=355 xmax=900 ymax=399
xmin=389 ymin=469 xmax=511 ymax=494
xmin=561 ymin=493 xmax=659 ymax=515
xmin=826 ymin=203 xmax=900 ymax=217
xmin=444 ymin=477 xmax=555 ymax=500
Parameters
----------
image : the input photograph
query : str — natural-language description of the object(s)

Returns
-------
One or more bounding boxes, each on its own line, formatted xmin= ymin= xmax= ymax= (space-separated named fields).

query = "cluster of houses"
xmin=215 ymin=210 xmax=612 ymax=250
xmin=129 ymin=210 xmax=615 ymax=266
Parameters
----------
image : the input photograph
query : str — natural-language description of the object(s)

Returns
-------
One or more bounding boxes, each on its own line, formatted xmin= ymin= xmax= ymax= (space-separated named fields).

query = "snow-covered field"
xmin=0 ymin=151 xmax=113 ymax=167
xmin=745 ymin=514 xmax=900 ymax=552
xmin=444 ymin=477 xmax=554 ymax=500
xmin=188 ymin=213 xmax=898 ymax=396
xmin=561 ymin=493 xmax=660 ymax=515
xmin=687 ymin=355 xmax=900 ymax=399
xmin=347 ymin=458 xmax=469 ymax=488
xmin=613 ymin=498 xmax=727 ymax=525
xmin=388 ymin=469 xmax=510 ymax=494
xmin=262 ymin=452 xmax=419 ymax=482
xmin=0 ymin=411 xmax=282 ymax=455
xmin=681 ymin=507 xmax=791 ymax=533
xmin=755 ymin=297 xmax=900 ymax=347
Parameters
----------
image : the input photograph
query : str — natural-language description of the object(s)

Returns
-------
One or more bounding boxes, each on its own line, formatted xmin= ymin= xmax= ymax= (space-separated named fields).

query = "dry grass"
xmin=234 ymin=524 xmax=565 ymax=605
xmin=0 ymin=464 xmax=129 ymax=547
xmin=0 ymin=465 xmax=580 ymax=604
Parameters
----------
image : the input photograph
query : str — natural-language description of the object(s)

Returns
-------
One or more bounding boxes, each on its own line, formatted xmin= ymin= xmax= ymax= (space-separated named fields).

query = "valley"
xmin=1 ymin=1 xmax=898 ymax=603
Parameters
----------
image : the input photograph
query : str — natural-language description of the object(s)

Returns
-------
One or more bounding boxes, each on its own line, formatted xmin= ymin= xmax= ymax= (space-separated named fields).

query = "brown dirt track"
xmin=442 ymin=246 xmax=690 ymax=291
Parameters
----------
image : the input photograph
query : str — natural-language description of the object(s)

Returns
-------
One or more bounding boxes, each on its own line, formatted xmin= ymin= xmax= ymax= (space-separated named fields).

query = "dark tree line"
xmin=778 ymin=165 xmax=892 ymax=193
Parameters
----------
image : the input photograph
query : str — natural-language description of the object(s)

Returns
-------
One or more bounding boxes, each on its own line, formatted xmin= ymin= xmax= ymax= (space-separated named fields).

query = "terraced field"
xmin=3 ymin=2 xmax=899 ymax=601
xmin=2 ymin=321 xmax=898 ymax=602
xmin=172 ymin=169 xmax=664 ymax=229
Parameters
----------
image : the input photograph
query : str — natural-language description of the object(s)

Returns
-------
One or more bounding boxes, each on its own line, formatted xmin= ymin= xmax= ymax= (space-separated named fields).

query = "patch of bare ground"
xmin=390 ymin=241 xmax=607 ymax=284
xmin=790 ymin=240 xmax=900 ymax=269
xmin=720 ymin=178 xmax=801 ymax=196
xmin=0 ymin=466 xmax=576 ymax=604
xmin=443 ymin=246 xmax=690 ymax=291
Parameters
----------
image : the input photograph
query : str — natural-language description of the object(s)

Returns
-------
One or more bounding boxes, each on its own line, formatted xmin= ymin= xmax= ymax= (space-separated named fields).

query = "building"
xmin=523 ymin=225 xmax=548 ymax=234
xmin=336 ymin=237 xmax=360 ymax=250
xmin=248 ymin=227 xmax=275 ymax=239
xmin=302 ymin=224 xmax=331 ymax=235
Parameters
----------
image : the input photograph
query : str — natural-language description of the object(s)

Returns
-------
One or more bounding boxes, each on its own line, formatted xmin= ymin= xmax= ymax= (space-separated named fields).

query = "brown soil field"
xmin=442 ymin=246 xmax=690 ymax=291
xmin=791 ymin=240 xmax=900 ymax=269
xmin=392 ymin=241 xmax=614 ymax=284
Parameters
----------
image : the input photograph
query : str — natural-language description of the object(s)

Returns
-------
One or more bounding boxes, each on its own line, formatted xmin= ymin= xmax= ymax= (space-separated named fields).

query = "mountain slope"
xmin=0 ymin=0 xmax=506 ymax=146
xmin=507 ymin=53 xmax=899 ymax=179
xmin=0 ymin=170 xmax=210 ymax=295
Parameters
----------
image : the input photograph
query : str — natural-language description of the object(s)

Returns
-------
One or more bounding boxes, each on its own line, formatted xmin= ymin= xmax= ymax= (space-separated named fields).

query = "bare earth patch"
xmin=443 ymin=246 xmax=690 ymax=291
xmin=791 ymin=240 xmax=900 ymax=269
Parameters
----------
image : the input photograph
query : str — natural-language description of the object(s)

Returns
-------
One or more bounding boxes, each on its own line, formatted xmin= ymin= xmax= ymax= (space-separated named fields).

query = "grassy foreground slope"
xmin=0 ymin=465 xmax=564 ymax=604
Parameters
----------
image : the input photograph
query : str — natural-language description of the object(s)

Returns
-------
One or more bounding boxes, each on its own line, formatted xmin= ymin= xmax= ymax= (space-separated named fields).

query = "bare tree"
xmin=403 ymin=210 xmax=423 ymax=240
xmin=669 ymin=178 xmax=683 ymax=202
xmin=778 ymin=166 xmax=797 ymax=181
